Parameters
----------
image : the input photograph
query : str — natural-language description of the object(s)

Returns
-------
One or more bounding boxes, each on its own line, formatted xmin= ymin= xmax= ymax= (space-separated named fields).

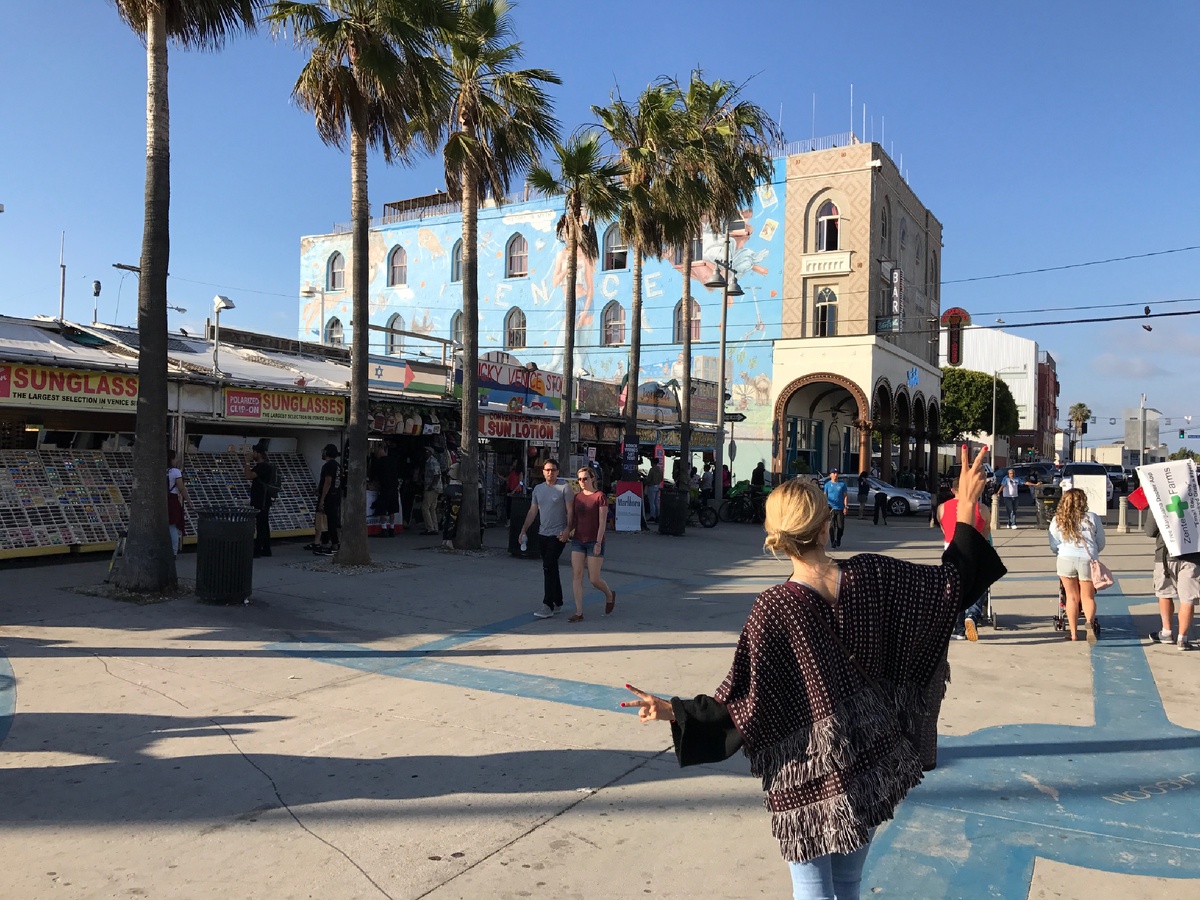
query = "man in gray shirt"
xmin=520 ymin=458 xmax=574 ymax=618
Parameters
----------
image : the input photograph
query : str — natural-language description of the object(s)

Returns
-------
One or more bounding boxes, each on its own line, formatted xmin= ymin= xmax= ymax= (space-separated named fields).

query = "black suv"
xmin=1102 ymin=464 xmax=1128 ymax=494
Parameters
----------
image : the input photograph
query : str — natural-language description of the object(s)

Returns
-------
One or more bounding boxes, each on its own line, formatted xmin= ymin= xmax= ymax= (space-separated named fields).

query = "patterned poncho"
xmin=710 ymin=539 xmax=999 ymax=863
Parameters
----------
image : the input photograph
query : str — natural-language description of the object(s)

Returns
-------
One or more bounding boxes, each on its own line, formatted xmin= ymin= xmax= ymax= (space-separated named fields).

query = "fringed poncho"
xmin=668 ymin=524 xmax=1005 ymax=863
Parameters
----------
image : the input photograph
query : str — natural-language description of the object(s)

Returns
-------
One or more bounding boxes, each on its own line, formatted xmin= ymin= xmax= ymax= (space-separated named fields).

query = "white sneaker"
xmin=1179 ymin=635 xmax=1193 ymax=651
xmin=1150 ymin=629 xmax=1173 ymax=643
xmin=533 ymin=606 xmax=555 ymax=619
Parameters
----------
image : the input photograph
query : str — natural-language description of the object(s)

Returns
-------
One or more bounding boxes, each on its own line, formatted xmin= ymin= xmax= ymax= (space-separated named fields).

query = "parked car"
xmin=819 ymin=474 xmax=932 ymax=517
xmin=1058 ymin=462 xmax=1115 ymax=505
xmin=1102 ymin=464 xmax=1128 ymax=494
xmin=941 ymin=464 xmax=996 ymax=501
xmin=1124 ymin=467 xmax=1139 ymax=490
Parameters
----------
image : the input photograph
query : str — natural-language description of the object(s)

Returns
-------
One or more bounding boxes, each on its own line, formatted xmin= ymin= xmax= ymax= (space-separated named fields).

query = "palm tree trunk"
xmin=114 ymin=6 xmax=174 ymax=591
xmin=622 ymin=248 xmax=644 ymax=475
xmin=679 ymin=243 xmax=693 ymax=485
xmin=455 ymin=172 xmax=481 ymax=549
xmin=338 ymin=128 xmax=371 ymax=565
xmin=558 ymin=231 xmax=578 ymax=469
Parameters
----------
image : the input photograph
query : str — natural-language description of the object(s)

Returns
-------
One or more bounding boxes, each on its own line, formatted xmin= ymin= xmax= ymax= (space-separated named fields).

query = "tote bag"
xmin=1090 ymin=558 xmax=1115 ymax=591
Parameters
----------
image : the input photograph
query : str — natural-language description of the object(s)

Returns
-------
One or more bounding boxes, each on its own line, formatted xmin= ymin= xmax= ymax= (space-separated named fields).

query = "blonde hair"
xmin=763 ymin=479 xmax=832 ymax=559
xmin=1054 ymin=488 xmax=1089 ymax=544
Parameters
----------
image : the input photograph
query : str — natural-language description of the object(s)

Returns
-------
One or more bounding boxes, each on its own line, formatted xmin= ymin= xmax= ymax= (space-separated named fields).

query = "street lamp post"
xmin=704 ymin=230 xmax=744 ymax=505
xmin=212 ymin=295 xmax=235 ymax=375
xmin=301 ymin=286 xmax=326 ymax=345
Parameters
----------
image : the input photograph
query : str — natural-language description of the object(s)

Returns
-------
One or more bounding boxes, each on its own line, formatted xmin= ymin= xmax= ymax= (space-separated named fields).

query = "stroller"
xmin=1052 ymin=581 xmax=1095 ymax=633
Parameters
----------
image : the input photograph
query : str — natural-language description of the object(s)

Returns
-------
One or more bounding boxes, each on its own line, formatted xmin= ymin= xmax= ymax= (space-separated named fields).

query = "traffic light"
xmin=1181 ymin=429 xmax=1187 ymax=440
xmin=1027 ymin=449 xmax=1034 ymax=458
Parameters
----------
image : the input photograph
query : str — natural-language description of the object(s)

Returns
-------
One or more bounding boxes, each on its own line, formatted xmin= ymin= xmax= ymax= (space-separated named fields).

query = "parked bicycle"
xmin=718 ymin=481 xmax=770 ymax=524
xmin=687 ymin=492 xmax=719 ymax=528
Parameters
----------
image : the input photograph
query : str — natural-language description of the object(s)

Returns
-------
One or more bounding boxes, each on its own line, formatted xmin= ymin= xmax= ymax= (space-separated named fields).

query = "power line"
xmin=943 ymin=244 xmax=1200 ymax=285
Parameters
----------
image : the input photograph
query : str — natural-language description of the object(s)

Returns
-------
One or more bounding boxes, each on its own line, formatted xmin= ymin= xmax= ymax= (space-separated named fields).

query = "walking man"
xmin=370 ymin=444 xmax=401 ymax=537
xmin=998 ymin=467 xmax=1022 ymax=529
xmin=1145 ymin=512 xmax=1199 ymax=650
xmin=244 ymin=440 xmax=277 ymax=558
xmin=313 ymin=443 xmax=341 ymax=556
xmin=823 ymin=467 xmax=849 ymax=548
xmin=520 ymin=459 xmax=573 ymax=619
xmin=421 ymin=446 xmax=442 ymax=535
xmin=857 ymin=469 xmax=871 ymax=519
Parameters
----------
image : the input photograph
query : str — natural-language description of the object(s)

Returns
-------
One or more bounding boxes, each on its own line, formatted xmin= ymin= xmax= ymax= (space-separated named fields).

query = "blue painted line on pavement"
xmin=267 ymin=639 xmax=632 ymax=713
xmin=0 ymin=650 xmax=14 ymax=748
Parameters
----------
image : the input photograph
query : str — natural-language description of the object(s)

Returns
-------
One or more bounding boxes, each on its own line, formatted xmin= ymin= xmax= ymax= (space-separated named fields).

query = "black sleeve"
xmin=668 ymin=694 xmax=743 ymax=767
xmin=942 ymin=523 xmax=1008 ymax=611
xmin=1144 ymin=514 xmax=1159 ymax=539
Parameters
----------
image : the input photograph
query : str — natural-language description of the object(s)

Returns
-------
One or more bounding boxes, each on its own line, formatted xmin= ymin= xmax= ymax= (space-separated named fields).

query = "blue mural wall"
xmin=298 ymin=157 xmax=786 ymax=477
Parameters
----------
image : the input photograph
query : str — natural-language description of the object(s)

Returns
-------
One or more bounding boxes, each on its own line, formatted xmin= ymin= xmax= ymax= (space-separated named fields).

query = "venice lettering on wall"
xmin=224 ymin=388 xmax=347 ymax=426
xmin=0 ymin=364 xmax=138 ymax=411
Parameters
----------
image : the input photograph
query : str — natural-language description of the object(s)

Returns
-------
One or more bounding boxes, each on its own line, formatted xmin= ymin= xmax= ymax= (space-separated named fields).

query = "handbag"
xmin=1090 ymin=558 xmax=1115 ymax=591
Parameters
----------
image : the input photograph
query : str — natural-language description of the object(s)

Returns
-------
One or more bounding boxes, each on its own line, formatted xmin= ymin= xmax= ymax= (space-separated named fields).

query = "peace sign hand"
xmin=620 ymin=684 xmax=675 ymax=723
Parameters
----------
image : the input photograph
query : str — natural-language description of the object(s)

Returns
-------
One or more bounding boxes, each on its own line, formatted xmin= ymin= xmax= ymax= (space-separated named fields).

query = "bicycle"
xmin=687 ymin=494 xmax=719 ymax=528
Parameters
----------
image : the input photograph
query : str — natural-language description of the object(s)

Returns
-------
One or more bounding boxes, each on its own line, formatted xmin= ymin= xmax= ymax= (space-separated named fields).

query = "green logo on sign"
xmin=1166 ymin=495 xmax=1190 ymax=518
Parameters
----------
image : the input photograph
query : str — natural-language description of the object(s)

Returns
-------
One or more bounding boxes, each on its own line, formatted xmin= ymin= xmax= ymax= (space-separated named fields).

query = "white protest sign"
xmin=1137 ymin=460 xmax=1200 ymax=558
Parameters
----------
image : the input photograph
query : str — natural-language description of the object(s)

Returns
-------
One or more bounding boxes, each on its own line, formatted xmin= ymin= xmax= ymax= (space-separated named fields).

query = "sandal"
xmin=604 ymin=591 xmax=616 ymax=616
xmin=1087 ymin=619 xmax=1100 ymax=645
xmin=568 ymin=614 xmax=584 ymax=622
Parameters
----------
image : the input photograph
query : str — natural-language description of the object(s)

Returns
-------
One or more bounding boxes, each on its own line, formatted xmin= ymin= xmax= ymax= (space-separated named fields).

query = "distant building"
xmin=298 ymin=137 xmax=945 ymax=483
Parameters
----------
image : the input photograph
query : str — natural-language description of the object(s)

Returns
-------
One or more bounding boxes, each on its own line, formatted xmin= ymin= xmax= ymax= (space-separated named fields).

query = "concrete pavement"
xmin=1 ymin=506 xmax=1198 ymax=899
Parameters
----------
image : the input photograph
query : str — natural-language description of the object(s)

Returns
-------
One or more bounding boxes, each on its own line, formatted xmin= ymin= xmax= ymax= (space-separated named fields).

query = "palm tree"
xmin=109 ymin=0 xmax=259 ymax=591
xmin=442 ymin=0 xmax=560 ymax=550
xmin=1069 ymin=402 xmax=1092 ymax=462
xmin=592 ymin=84 xmax=677 ymax=471
xmin=527 ymin=133 xmax=627 ymax=469
xmin=664 ymin=72 xmax=778 ymax=474
xmin=268 ymin=0 xmax=452 ymax=565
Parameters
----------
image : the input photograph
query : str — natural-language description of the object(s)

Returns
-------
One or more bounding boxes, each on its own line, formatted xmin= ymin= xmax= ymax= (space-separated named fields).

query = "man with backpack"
xmin=244 ymin=440 xmax=280 ymax=557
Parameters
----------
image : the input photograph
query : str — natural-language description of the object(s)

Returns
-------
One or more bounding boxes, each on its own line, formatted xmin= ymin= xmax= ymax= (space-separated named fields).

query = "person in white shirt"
xmin=998 ymin=468 xmax=1022 ymax=529
xmin=1048 ymin=488 xmax=1106 ymax=643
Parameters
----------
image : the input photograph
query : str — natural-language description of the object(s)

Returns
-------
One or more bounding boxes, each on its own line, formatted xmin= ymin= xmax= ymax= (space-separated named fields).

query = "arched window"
xmin=450 ymin=310 xmax=464 ymax=346
xmin=386 ymin=313 xmax=404 ymax=355
xmin=506 ymin=234 xmax=528 ymax=278
xmin=387 ymin=246 xmax=407 ymax=286
xmin=325 ymin=316 xmax=344 ymax=347
xmin=504 ymin=307 xmax=526 ymax=349
xmin=327 ymin=252 xmax=345 ymax=291
xmin=899 ymin=218 xmax=907 ymax=256
xmin=673 ymin=298 xmax=701 ymax=343
xmin=814 ymin=287 xmax=837 ymax=337
xmin=880 ymin=202 xmax=890 ymax=256
xmin=451 ymin=240 xmax=463 ymax=283
xmin=930 ymin=251 xmax=939 ymax=302
xmin=816 ymin=201 xmax=839 ymax=252
xmin=672 ymin=234 xmax=704 ymax=266
xmin=602 ymin=301 xmax=625 ymax=346
xmin=602 ymin=225 xmax=628 ymax=270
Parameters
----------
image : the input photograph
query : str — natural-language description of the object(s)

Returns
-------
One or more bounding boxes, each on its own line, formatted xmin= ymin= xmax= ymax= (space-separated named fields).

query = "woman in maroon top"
xmin=569 ymin=466 xmax=615 ymax=621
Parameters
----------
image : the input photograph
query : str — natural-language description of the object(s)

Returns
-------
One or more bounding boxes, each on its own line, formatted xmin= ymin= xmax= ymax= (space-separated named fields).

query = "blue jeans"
xmin=1002 ymin=495 xmax=1018 ymax=527
xmin=788 ymin=834 xmax=874 ymax=899
xmin=956 ymin=594 xmax=987 ymax=634
xmin=645 ymin=484 xmax=660 ymax=519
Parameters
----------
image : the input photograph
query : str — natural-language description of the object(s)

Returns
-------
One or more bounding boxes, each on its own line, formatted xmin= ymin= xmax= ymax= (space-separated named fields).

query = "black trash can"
xmin=1032 ymin=485 xmax=1063 ymax=530
xmin=195 ymin=506 xmax=256 ymax=603
xmin=508 ymin=496 xmax=541 ymax=558
xmin=658 ymin=488 xmax=689 ymax=536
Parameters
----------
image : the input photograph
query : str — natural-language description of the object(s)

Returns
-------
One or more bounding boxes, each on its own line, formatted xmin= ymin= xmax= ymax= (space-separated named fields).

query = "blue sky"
xmin=1 ymin=1 xmax=1198 ymax=450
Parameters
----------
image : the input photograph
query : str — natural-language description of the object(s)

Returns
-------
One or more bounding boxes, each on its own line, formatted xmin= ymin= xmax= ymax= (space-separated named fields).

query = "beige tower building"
xmin=772 ymin=139 xmax=944 ymax=483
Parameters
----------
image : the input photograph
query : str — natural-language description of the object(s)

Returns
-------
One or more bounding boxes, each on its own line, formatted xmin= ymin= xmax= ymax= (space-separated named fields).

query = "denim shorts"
xmin=570 ymin=539 xmax=605 ymax=557
xmin=1056 ymin=555 xmax=1092 ymax=581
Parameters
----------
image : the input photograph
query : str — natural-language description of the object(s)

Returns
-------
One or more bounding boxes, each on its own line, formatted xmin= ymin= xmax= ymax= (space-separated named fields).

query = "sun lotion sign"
xmin=1138 ymin=460 xmax=1200 ymax=557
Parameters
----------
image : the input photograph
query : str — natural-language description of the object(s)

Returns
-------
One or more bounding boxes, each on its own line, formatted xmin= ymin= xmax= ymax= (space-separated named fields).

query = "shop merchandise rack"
xmin=0 ymin=449 xmax=315 ymax=555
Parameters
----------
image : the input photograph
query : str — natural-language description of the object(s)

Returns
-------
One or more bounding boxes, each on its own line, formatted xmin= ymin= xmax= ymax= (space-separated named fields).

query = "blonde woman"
xmin=622 ymin=446 xmax=1005 ymax=897
xmin=1049 ymin=487 xmax=1106 ymax=643
xmin=568 ymin=466 xmax=615 ymax=621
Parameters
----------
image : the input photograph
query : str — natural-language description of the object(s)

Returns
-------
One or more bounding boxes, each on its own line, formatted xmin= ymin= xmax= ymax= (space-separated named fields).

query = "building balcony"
xmin=800 ymin=250 xmax=853 ymax=276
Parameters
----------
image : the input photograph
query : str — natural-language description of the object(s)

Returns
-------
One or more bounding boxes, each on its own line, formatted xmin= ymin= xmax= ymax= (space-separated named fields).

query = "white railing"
xmin=775 ymin=132 xmax=861 ymax=157
xmin=331 ymin=186 xmax=554 ymax=233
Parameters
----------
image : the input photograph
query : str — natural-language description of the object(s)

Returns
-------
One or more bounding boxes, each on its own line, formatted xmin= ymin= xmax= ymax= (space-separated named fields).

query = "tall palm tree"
xmin=1069 ymin=402 xmax=1092 ymax=462
xmin=442 ymin=0 xmax=560 ymax=550
xmin=527 ymin=133 xmax=627 ymax=469
xmin=268 ymin=0 xmax=452 ymax=565
xmin=109 ymin=0 xmax=259 ymax=592
xmin=664 ymin=72 xmax=778 ymax=474
xmin=592 ymin=84 xmax=677 ymax=472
